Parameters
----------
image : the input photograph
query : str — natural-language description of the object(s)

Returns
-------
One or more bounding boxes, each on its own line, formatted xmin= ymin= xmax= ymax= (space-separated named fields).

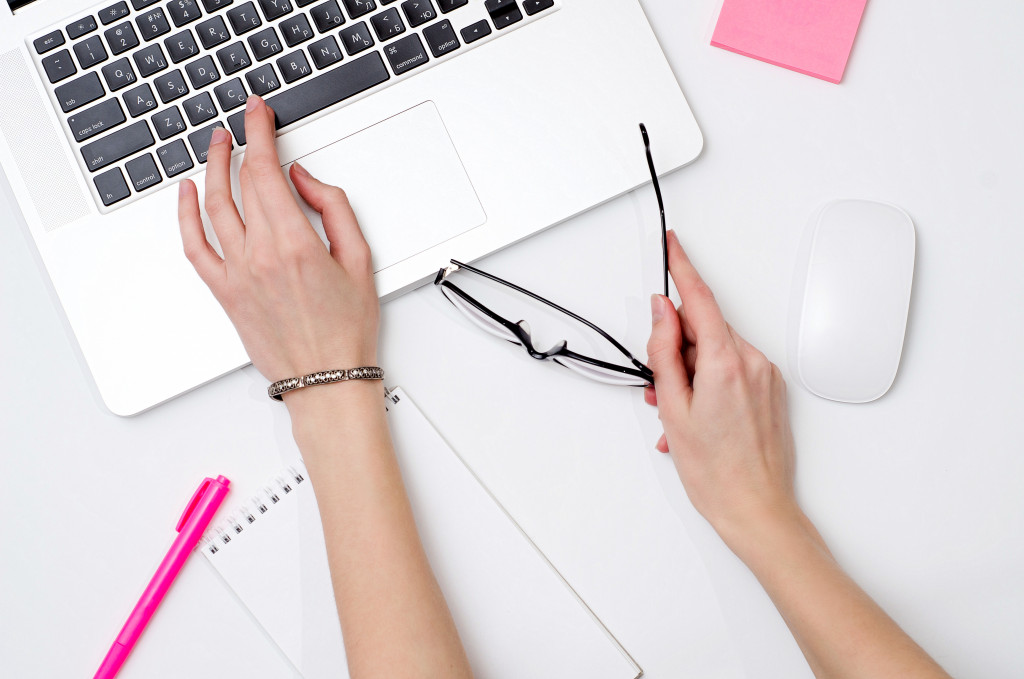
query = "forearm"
xmin=286 ymin=382 xmax=472 ymax=679
xmin=724 ymin=511 xmax=951 ymax=679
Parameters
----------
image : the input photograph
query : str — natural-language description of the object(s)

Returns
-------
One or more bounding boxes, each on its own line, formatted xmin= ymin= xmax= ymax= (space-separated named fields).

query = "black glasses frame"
xmin=433 ymin=123 xmax=669 ymax=387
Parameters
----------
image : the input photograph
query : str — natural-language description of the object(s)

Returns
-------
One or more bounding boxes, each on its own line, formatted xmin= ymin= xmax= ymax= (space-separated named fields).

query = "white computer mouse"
xmin=788 ymin=200 xmax=916 ymax=403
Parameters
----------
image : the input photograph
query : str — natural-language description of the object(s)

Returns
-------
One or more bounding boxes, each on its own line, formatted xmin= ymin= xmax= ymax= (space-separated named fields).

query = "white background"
xmin=2 ymin=1 xmax=1023 ymax=678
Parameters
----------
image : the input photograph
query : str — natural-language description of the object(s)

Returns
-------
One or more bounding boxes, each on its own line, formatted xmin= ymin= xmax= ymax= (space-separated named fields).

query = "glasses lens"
xmin=441 ymin=286 xmax=522 ymax=345
xmin=553 ymin=356 xmax=651 ymax=387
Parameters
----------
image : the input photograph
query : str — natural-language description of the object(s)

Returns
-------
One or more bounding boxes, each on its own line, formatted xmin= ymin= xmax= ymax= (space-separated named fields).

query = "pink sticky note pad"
xmin=711 ymin=0 xmax=868 ymax=83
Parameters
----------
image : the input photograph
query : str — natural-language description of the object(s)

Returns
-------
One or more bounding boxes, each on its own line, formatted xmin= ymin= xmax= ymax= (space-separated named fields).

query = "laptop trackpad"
xmin=285 ymin=102 xmax=486 ymax=273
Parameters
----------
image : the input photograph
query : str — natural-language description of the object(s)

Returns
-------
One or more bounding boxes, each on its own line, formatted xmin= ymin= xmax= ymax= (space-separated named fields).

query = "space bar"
xmin=267 ymin=52 xmax=391 ymax=130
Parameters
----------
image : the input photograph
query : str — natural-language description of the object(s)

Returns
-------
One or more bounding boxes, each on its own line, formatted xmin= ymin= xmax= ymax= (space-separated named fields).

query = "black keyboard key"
xmin=54 ymin=72 xmax=105 ymax=112
xmin=308 ymin=35 xmax=342 ymax=69
xmin=152 ymin=105 xmax=187 ymax=138
xmin=436 ymin=0 xmax=466 ymax=13
xmin=227 ymin=2 xmax=263 ymax=34
xmin=460 ymin=19 xmax=490 ymax=43
xmin=276 ymin=50 xmax=311 ymax=83
xmin=156 ymin=139 xmax=194 ymax=176
xmin=279 ymin=14 xmax=313 ymax=46
xmin=133 ymin=43 xmax=169 ymax=76
xmin=188 ymin=121 xmax=228 ymax=163
xmin=342 ymin=0 xmax=375 ymax=18
xmin=67 ymin=16 xmax=99 ymax=40
xmin=267 ymin=50 xmax=388 ymax=128
xmin=154 ymin=68 xmax=190 ymax=102
xmin=74 ymin=35 xmax=108 ymax=69
xmin=94 ymin=167 xmax=131 ymax=206
xmin=80 ymin=120 xmax=154 ymax=172
xmin=339 ymin=21 xmax=374 ymax=55
xmin=248 ymin=27 xmax=283 ymax=60
xmin=484 ymin=0 xmax=521 ymax=29
xmin=185 ymin=55 xmax=221 ymax=87
xmin=136 ymin=9 xmax=172 ymax=40
xmin=101 ymin=57 xmax=138 ymax=90
xmin=311 ymin=0 xmax=345 ymax=32
xmin=483 ymin=0 xmax=513 ymax=14
xmin=133 ymin=0 xmax=163 ymax=9
xmin=401 ymin=0 xmax=435 ymax=28
xmin=201 ymin=0 xmax=232 ymax=12
xmin=67 ymin=98 xmax=126 ymax=142
xmin=245 ymin=63 xmax=281 ymax=95
xmin=521 ymin=0 xmax=551 ymax=15
xmin=370 ymin=8 xmax=404 ymax=41
xmin=164 ymin=30 xmax=200 ymax=62
xmin=295 ymin=0 xmax=315 ymax=6
xmin=183 ymin=91 xmax=217 ymax=124
xmin=258 ymin=0 xmax=292 ymax=21
xmin=34 ymin=30 xmax=66 ymax=55
xmin=99 ymin=1 xmax=131 ymax=25
xmin=197 ymin=15 xmax=231 ymax=48
xmin=125 ymin=153 xmax=163 ymax=191
xmin=227 ymin=110 xmax=246 ymax=144
xmin=167 ymin=0 xmax=203 ymax=27
xmin=42 ymin=50 xmax=77 ymax=83
xmin=384 ymin=32 xmax=426 ymax=74
xmin=123 ymin=83 xmax=159 ymax=116
xmin=104 ymin=22 xmax=140 ymax=54
xmin=422 ymin=18 xmax=458 ymax=58
xmin=216 ymin=41 xmax=251 ymax=73
xmin=214 ymin=77 xmax=248 ymax=110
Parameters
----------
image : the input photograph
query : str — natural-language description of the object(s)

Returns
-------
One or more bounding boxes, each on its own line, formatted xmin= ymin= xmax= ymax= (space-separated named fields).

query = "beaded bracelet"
xmin=267 ymin=367 xmax=384 ymax=401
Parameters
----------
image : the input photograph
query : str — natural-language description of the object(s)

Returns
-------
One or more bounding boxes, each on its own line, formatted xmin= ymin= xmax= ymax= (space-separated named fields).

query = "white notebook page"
xmin=203 ymin=387 xmax=640 ymax=679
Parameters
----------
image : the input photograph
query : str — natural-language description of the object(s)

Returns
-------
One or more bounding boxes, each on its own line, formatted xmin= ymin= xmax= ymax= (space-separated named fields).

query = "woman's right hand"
xmin=645 ymin=230 xmax=801 ymax=550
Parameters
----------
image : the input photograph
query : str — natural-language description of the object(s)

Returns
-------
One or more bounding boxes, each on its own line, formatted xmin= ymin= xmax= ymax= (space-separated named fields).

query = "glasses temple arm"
xmin=640 ymin=124 xmax=669 ymax=299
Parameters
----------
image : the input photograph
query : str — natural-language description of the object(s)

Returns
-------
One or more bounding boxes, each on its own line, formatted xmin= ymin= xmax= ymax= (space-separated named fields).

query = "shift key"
xmin=80 ymin=120 xmax=154 ymax=172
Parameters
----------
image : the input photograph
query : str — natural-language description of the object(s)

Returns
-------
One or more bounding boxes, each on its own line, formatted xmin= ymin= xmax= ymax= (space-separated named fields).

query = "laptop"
xmin=0 ymin=0 xmax=702 ymax=415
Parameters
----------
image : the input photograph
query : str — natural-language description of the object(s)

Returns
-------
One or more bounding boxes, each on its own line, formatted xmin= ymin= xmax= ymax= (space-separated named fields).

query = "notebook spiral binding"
xmin=201 ymin=460 xmax=308 ymax=558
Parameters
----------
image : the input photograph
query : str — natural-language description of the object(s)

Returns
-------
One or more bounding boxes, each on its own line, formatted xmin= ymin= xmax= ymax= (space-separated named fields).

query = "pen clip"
xmin=176 ymin=479 xmax=212 ymax=532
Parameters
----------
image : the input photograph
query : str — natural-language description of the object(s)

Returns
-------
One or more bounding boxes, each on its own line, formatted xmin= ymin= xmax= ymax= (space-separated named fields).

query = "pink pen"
xmin=94 ymin=475 xmax=230 ymax=679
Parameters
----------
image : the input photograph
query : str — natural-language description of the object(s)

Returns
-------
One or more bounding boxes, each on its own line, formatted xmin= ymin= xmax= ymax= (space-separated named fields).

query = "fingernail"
xmin=245 ymin=95 xmax=263 ymax=113
xmin=667 ymin=229 xmax=679 ymax=245
xmin=291 ymin=161 xmax=311 ymax=178
xmin=178 ymin=180 xmax=187 ymax=198
xmin=210 ymin=127 xmax=229 ymax=146
xmin=651 ymin=294 xmax=664 ymax=324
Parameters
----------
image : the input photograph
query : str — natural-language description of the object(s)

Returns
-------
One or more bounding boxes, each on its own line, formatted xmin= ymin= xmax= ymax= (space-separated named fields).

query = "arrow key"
xmin=460 ymin=19 xmax=490 ymax=44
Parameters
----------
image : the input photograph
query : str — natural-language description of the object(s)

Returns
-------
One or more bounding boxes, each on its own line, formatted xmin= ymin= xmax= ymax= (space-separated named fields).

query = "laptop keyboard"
xmin=28 ymin=0 xmax=558 ymax=210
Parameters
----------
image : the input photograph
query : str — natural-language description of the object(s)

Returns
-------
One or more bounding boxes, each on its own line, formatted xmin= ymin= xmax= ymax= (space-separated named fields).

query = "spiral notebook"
xmin=201 ymin=387 xmax=641 ymax=679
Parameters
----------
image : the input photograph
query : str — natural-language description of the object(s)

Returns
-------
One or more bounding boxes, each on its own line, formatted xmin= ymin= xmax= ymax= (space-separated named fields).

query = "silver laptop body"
xmin=0 ymin=0 xmax=702 ymax=414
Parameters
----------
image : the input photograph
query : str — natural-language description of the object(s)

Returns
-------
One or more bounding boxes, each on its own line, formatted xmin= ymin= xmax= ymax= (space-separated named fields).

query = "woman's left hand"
xmin=177 ymin=95 xmax=380 ymax=385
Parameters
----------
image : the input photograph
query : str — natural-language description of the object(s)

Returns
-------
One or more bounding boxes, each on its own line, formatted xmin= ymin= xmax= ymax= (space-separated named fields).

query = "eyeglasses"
xmin=434 ymin=123 xmax=669 ymax=387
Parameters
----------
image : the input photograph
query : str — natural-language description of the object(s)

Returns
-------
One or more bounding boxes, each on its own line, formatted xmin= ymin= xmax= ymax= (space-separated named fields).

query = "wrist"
xmin=285 ymin=379 xmax=387 ymax=443
xmin=715 ymin=503 xmax=830 ymax=571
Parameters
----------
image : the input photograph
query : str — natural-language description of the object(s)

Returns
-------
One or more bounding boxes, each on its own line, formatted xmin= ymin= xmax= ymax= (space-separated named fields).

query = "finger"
xmin=647 ymin=293 xmax=692 ymax=405
xmin=656 ymin=433 xmax=669 ymax=454
xmin=203 ymin=126 xmax=245 ymax=256
xmin=680 ymin=307 xmax=697 ymax=345
xmin=666 ymin=230 xmax=733 ymax=353
xmin=241 ymin=96 xmax=306 ymax=227
xmin=238 ymin=164 xmax=270 ymax=239
xmin=684 ymin=345 xmax=696 ymax=377
xmin=644 ymin=385 xmax=657 ymax=407
xmin=178 ymin=179 xmax=225 ymax=291
xmin=290 ymin=162 xmax=372 ymax=272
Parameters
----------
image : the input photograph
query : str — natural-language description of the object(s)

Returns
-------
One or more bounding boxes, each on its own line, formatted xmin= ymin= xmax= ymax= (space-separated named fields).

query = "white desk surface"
xmin=2 ymin=1 xmax=1022 ymax=677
